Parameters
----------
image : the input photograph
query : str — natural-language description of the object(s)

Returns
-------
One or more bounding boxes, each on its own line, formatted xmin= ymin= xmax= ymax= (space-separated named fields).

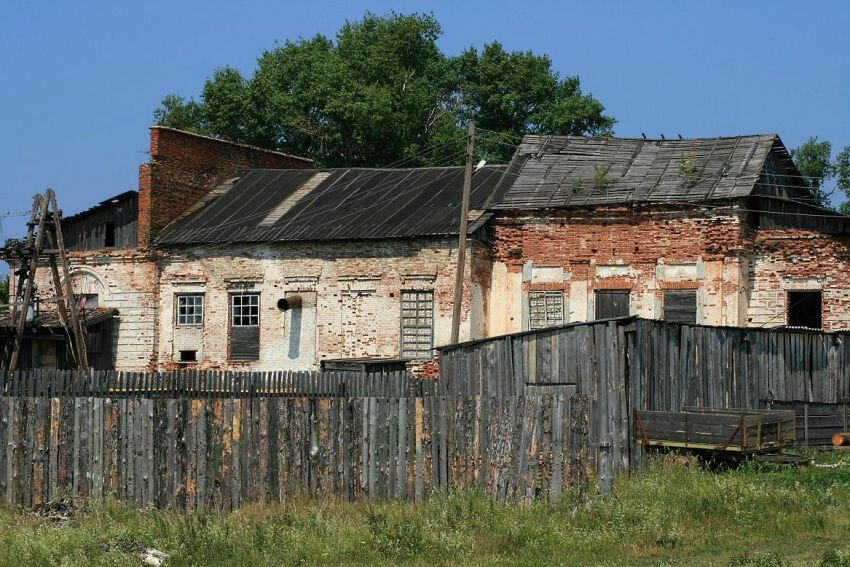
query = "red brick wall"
xmin=137 ymin=127 xmax=313 ymax=247
xmin=492 ymin=204 xmax=745 ymax=271
xmin=487 ymin=203 xmax=748 ymax=330
xmin=748 ymin=229 xmax=850 ymax=330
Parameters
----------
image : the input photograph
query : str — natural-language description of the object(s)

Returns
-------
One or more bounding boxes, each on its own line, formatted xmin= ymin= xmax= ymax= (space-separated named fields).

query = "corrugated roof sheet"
xmin=156 ymin=166 xmax=508 ymax=245
xmin=494 ymin=134 xmax=784 ymax=209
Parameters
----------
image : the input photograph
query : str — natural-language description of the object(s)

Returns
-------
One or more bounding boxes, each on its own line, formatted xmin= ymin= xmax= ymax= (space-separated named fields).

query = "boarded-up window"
xmin=529 ymin=290 xmax=564 ymax=330
xmin=663 ymin=290 xmax=697 ymax=324
xmin=595 ymin=290 xmax=630 ymax=319
xmin=401 ymin=290 xmax=433 ymax=359
xmin=229 ymin=293 xmax=260 ymax=360
xmin=176 ymin=294 xmax=204 ymax=326
xmin=788 ymin=291 xmax=822 ymax=329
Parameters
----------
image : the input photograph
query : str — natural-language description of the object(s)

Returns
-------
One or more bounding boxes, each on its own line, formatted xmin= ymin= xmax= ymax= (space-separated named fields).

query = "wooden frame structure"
xmin=2 ymin=190 xmax=88 ymax=370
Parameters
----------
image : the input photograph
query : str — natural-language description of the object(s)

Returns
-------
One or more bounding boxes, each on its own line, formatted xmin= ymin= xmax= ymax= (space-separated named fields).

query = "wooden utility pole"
xmin=450 ymin=122 xmax=475 ymax=345
xmin=3 ymin=189 xmax=88 ymax=370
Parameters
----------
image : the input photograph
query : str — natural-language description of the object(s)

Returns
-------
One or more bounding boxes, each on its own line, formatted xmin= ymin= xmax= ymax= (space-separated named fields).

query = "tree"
xmin=790 ymin=137 xmax=850 ymax=211
xmin=154 ymin=12 xmax=614 ymax=166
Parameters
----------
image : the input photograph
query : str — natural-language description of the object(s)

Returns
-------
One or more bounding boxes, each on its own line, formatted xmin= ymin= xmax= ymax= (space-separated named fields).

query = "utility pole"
xmin=450 ymin=122 xmax=475 ymax=345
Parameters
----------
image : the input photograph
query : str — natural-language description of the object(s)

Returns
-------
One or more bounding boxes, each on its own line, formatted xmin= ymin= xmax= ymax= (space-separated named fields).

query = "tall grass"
xmin=1 ymin=452 xmax=849 ymax=566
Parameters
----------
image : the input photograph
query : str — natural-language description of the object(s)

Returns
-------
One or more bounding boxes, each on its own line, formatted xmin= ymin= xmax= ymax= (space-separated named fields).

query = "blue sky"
xmin=1 ymin=0 xmax=849 ymax=252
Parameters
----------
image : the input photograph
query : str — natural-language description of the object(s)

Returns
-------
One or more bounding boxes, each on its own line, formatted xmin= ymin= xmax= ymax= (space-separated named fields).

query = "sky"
xmin=1 ymin=0 xmax=849 ymax=258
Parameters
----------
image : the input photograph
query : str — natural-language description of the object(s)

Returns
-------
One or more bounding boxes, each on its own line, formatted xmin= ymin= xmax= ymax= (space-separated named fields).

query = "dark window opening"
xmin=179 ymin=350 xmax=197 ymax=363
xmin=663 ymin=290 xmax=698 ymax=324
xmin=787 ymin=291 xmax=822 ymax=329
xmin=104 ymin=222 xmax=115 ymax=248
xmin=595 ymin=290 xmax=630 ymax=320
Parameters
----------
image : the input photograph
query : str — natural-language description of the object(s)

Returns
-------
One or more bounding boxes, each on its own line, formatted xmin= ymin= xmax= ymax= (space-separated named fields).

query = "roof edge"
xmin=150 ymin=126 xmax=314 ymax=165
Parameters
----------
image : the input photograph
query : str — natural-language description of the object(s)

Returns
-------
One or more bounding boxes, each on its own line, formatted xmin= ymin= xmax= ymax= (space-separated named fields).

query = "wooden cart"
xmin=634 ymin=407 xmax=796 ymax=453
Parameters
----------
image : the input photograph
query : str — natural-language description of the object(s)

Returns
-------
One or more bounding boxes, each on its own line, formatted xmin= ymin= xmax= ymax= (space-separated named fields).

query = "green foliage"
xmin=571 ymin=177 xmax=584 ymax=194
xmin=0 ymin=274 xmax=7 ymax=306
xmin=594 ymin=164 xmax=611 ymax=189
xmin=790 ymin=136 xmax=850 ymax=209
xmin=2 ymin=452 xmax=850 ymax=565
xmin=153 ymin=12 xmax=614 ymax=167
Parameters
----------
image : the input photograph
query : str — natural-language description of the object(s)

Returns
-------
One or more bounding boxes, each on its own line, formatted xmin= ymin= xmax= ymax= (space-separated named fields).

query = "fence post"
xmin=568 ymin=393 xmax=589 ymax=502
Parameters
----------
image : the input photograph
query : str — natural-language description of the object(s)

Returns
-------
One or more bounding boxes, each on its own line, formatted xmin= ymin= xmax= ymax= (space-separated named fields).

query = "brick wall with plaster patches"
xmin=138 ymin=127 xmax=313 ymax=247
xmin=21 ymin=249 xmax=160 ymax=370
xmin=747 ymin=229 xmax=850 ymax=330
xmin=154 ymin=237 xmax=488 ymax=371
xmin=487 ymin=204 xmax=749 ymax=334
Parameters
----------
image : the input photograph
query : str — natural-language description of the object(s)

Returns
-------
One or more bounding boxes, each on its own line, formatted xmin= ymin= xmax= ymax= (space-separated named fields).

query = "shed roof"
xmin=493 ymin=134 xmax=804 ymax=209
xmin=0 ymin=307 xmax=118 ymax=333
xmin=156 ymin=165 xmax=508 ymax=245
xmin=62 ymin=191 xmax=137 ymax=223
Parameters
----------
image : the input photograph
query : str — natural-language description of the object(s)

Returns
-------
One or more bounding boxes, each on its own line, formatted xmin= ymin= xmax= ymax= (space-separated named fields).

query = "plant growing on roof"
xmin=571 ymin=178 xmax=584 ymax=194
xmin=594 ymin=164 xmax=611 ymax=190
xmin=679 ymin=150 xmax=697 ymax=186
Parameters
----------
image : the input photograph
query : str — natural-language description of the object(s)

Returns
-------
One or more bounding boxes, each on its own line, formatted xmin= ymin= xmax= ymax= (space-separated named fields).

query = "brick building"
xmin=5 ymin=129 xmax=850 ymax=371
xmin=487 ymin=135 xmax=850 ymax=334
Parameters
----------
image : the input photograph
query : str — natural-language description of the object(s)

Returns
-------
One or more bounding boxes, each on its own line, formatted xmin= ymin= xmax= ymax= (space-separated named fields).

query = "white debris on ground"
xmin=139 ymin=548 xmax=169 ymax=566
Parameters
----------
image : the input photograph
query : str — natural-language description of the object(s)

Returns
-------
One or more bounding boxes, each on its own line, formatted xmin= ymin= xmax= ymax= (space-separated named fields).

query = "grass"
xmin=2 ymin=451 xmax=850 ymax=566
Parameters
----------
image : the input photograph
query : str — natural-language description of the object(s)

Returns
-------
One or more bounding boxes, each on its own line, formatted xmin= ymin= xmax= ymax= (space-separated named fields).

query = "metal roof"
xmin=493 ymin=134 xmax=794 ymax=209
xmin=156 ymin=166 xmax=508 ymax=245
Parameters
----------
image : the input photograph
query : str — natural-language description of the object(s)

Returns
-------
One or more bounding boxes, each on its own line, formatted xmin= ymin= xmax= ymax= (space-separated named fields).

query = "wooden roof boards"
xmin=155 ymin=165 xmax=508 ymax=246
xmin=494 ymin=134 xmax=796 ymax=209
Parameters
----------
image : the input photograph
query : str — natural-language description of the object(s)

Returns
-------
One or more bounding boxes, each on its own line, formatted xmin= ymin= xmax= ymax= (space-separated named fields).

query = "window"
xmin=229 ymin=293 xmax=260 ymax=360
xmin=178 ymin=350 xmax=197 ymax=363
xmin=663 ymin=290 xmax=697 ymax=324
xmin=176 ymin=294 xmax=204 ymax=326
xmin=401 ymin=290 xmax=434 ymax=359
xmin=595 ymin=290 xmax=630 ymax=319
xmin=529 ymin=290 xmax=564 ymax=330
xmin=104 ymin=222 xmax=116 ymax=248
xmin=78 ymin=294 xmax=98 ymax=310
xmin=787 ymin=291 xmax=822 ymax=329
xmin=231 ymin=293 xmax=260 ymax=326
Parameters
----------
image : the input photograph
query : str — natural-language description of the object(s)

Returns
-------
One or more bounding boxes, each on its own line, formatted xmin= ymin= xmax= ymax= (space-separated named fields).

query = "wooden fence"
xmin=0 ymin=370 xmax=587 ymax=510
xmin=440 ymin=317 xmax=850 ymax=474
xmin=5 ymin=317 xmax=849 ymax=510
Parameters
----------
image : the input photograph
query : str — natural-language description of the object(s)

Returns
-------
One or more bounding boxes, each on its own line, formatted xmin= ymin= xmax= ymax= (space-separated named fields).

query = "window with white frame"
xmin=176 ymin=294 xmax=204 ymax=326
xmin=231 ymin=293 xmax=260 ymax=326
xmin=529 ymin=290 xmax=564 ymax=330
xmin=230 ymin=293 xmax=260 ymax=360
xmin=401 ymin=290 xmax=434 ymax=359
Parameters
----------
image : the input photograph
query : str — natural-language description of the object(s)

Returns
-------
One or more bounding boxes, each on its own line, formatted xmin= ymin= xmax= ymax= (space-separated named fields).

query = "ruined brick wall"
xmin=137 ymin=127 xmax=313 ymax=247
xmin=747 ymin=229 xmax=850 ymax=330
xmin=488 ymin=204 xmax=749 ymax=334
xmin=154 ymin=237 xmax=488 ymax=371
xmin=22 ymin=249 xmax=160 ymax=370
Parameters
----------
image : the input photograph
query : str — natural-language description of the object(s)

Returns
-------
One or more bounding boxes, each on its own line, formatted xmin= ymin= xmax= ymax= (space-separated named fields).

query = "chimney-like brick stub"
xmin=137 ymin=127 xmax=313 ymax=248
